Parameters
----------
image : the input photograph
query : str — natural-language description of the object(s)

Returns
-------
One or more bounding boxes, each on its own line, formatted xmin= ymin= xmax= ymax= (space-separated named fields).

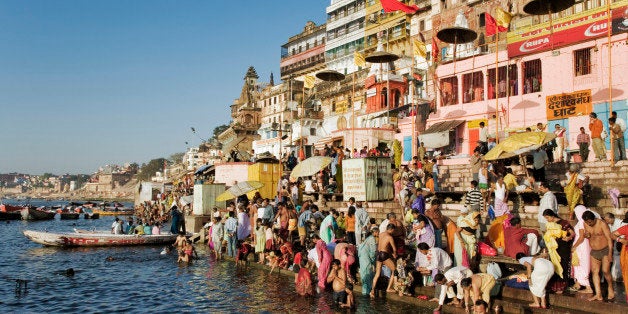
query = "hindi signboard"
xmin=546 ymin=90 xmax=592 ymax=120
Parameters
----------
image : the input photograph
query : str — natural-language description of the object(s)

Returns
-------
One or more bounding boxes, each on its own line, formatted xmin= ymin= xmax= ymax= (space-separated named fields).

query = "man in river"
xmin=327 ymin=259 xmax=354 ymax=308
xmin=582 ymin=210 xmax=614 ymax=301
xmin=370 ymin=223 xmax=397 ymax=298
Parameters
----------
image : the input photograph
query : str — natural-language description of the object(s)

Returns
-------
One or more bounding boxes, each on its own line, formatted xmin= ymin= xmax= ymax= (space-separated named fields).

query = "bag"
xmin=479 ymin=242 xmax=497 ymax=256
xmin=601 ymin=128 xmax=608 ymax=139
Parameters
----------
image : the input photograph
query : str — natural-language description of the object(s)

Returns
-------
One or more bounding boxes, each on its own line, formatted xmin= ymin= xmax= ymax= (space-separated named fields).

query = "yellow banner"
xmin=468 ymin=118 xmax=488 ymax=129
xmin=335 ymin=100 xmax=348 ymax=113
xmin=546 ymin=89 xmax=592 ymax=120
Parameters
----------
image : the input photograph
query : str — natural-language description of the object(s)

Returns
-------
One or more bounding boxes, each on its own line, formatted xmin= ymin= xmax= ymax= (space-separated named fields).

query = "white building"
xmin=325 ymin=0 xmax=366 ymax=75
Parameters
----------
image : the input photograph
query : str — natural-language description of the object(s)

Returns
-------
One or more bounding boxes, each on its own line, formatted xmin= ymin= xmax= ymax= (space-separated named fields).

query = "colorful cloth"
xmin=616 ymin=225 xmax=628 ymax=302
xmin=572 ymin=205 xmax=593 ymax=287
xmin=543 ymin=222 xmax=567 ymax=278
xmin=488 ymin=214 xmax=510 ymax=250
xmin=316 ymin=239 xmax=332 ymax=289
xmin=295 ymin=268 xmax=313 ymax=296
xmin=564 ymin=173 xmax=583 ymax=213
xmin=358 ymin=234 xmax=377 ymax=295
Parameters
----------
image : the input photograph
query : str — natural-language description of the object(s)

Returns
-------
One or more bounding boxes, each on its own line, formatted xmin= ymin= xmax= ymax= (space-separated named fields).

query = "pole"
xmin=494 ymin=31 xmax=500 ymax=143
xmin=352 ymin=71 xmax=356 ymax=154
xmin=300 ymin=78 xmax=305 ymax=159
xmin=607 ymin=0 xmax=614 ymax=166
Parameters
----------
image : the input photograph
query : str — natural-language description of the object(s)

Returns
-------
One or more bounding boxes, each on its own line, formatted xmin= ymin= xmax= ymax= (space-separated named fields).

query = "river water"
xmin=0 ymin=199 xmax=423 ymax=313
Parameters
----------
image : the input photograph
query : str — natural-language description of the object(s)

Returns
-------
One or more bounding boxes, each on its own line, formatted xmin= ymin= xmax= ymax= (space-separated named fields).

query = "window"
xmin=419 ymin=20 xmax=425 ymax=31
xmin=462 ymin=71 xmax=484 ymax=103
xmin=310 ymin=128 xmax=316 ymax=136
xmin=522 ymin=59 xmax=542 ymax=94
xmin=574 ymin=48 xmax=592 ymax=76
xmin=440 ymin=77 xmax=458 ymax=106
xmin=479 ymin=13 xmax=485 ymax=27
xmin=487 ymin=64 xmax=518 ymax=99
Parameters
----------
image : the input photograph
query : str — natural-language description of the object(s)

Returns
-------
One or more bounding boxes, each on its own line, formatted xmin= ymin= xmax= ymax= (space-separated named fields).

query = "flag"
xmin=380 ymin=0 xmax=419 ymax=14
xmin=303 ymin=75 xmax=315 ymax=89
xmin=354 ymin=51 xmax=366 ymax=67
xmin=413 ymin=39 xmax=426 ymax=58
xmin=431 ymin=36 xmax=439 ymax=63
xmin=495 ymin=7 xmax=512 ymax=28
xmin=485 ymin=13 xmax=507 ymax=37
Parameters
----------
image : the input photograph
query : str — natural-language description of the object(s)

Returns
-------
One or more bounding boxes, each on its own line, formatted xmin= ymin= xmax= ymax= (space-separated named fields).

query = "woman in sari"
xmin=455 ymin=210 xmax=480 ymax=267
xmin=611 ymin=221 xmax=628 ymax=302
xmin=295 ymin=258 xmax=313 ymax=296
xmin=316 ymin=238 xmax=332 ymax=290
xmin=564 ymin=167 xmax=583 ymax=218
xmin=542 ymin=209 xmax=574 ymax=293
xmin=570 ymin=205 xmax=594 ymax=293
xmin=358 ymin=227 xmax=378 ymax=295
xmin=488 ymin=176 xmax=510 ymax=250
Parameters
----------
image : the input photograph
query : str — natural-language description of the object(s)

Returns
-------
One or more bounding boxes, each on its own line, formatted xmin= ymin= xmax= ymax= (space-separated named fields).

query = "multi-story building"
xmin=253 ymin=80 xmax=304 ymax=158
xmin=325 ymin=0 xmax=366 ymax=75
xmin=420 ymin=0 xmax=627 ymax=161
xmin=280 ymin=21 xmax=327 ymax=81
xmin=217 ymin=67 xmax=264 ymax=159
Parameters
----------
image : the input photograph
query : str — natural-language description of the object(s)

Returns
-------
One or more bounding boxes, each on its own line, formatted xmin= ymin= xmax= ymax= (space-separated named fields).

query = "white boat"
xmin=23 ymin=230 xmax=178 ymax=247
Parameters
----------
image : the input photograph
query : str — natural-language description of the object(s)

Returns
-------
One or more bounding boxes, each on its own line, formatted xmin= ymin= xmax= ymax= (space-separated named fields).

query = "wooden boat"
xmin=0 ymin=211 xmax=22 ymax=220
xmin=93 ymin=208 xmax=134 ymax=216
xmin=83 ymin=212 xmax=100 ymax=219
xmin=59 ymin=212 xmax=80 ymax=220
xmin=21 ymin=207 xmax=56 ymax=221
xmin=0 ymin=204 xmax=26 ymax=212
xmin=23 ymin=230 xmax=178 ymax=247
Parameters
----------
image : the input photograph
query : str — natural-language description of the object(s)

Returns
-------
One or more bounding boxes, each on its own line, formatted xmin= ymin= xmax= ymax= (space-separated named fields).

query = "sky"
xmin=0 ymin=0 xmax=329 ymax=175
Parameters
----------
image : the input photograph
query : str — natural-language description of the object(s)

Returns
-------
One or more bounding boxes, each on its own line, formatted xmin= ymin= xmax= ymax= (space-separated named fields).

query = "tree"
xmin=136 ymin=158 xmax=167 ymax=181
xmin=212 ymin=124 xmax=230 ymax=140
xmin=169 ymin=152 xmax=185 ymax=164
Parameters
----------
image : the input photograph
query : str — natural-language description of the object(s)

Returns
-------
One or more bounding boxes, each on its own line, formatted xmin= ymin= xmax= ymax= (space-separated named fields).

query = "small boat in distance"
xmin=23 ymin=230 xmax=178 ymax=247
xmin=0 ymin=211 xmax=22 ymax=220
xmin=21 ymin=207 xmax=56 ymax=221
xmin=59 ymin=212 xmax=80 ymax=220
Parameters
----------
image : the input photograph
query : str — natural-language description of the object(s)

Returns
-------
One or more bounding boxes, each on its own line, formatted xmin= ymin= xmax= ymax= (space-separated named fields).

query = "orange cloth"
xmin=425 ymin=178 xmax=434 ymax=192
xmin=488 ymin=214 xmax=509 ymax=249
xmin=345 ymin=215 xmax=355 ymax=232
xmin=589 ymin=119 xmax=603 ymax=139
xmin=617 ymin=225 xmax=628 ymax=301
xmin=446 ymin=221 xmax=458 ymax=254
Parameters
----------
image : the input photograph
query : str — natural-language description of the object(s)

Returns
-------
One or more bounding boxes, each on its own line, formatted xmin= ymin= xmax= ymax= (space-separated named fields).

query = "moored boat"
xmin=0 ymin=204 xmax=26 ymax=212
xmin=21 ymin=207 xmax=56 ymax=221
xmin=0 ymin=211 xmax=22 ymax=220
xmin=93 ymin=208 xmax=134 ymax=216
xmin=83 ymin=212 xmax=100 ymax=219
xmin=23 ymin=230 xmax=178 ymax=247
xmin=59 ymin=212 xmax=80 ymax=220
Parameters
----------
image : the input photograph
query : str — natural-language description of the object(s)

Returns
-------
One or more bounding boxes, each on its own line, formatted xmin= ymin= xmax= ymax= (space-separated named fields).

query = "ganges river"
xmin=0 ymin=199 xmax=425 ymax=313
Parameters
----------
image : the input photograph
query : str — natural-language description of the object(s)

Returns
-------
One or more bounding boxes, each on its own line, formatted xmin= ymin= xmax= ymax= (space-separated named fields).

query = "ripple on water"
xmin=0 ymin=200 xmax=425 ymax=313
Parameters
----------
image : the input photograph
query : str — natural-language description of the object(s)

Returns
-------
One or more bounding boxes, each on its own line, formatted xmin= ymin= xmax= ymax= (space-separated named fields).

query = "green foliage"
xmin=169 ymin=152 xmax=185 ymax=163
xmin=137 ymin=158 xmax=167 ymax=181
xmin=212 ymin=124 xmax=229 ymax=139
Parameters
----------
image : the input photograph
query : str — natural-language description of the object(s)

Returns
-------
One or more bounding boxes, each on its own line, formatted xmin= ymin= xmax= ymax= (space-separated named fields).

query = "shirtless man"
xmin=327 ymin=259 xmax=353 ymax=308
xmin=273 ymin=202 xmax=289 ymax=240
xmin=460 ymin=273 xmax=496 ymax=313
xmin=370 ymin=223 xmax=397 ymax=298
xmin=582 ymin=210 xmax=614 ymax=301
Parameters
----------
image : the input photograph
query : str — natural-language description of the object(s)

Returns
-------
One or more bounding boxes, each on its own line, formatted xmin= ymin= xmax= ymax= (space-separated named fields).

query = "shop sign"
xmin=507 ymin=4 xmax=627 ymax=57
xmin=546 ymin=89 xmax=592 ymax=119
xmin=468 ymin=118 xmax=488 ymax=129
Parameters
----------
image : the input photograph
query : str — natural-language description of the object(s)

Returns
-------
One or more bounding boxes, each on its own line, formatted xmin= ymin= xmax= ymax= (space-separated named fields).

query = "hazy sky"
xmin=0 ymin=0 xmax=328 ymax=175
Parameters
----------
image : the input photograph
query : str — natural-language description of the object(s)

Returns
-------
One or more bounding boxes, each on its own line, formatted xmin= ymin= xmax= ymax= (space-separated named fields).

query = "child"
xmin=264 ymin=222 xmax=274 ymax=258
xmin=235 ymin=240 xmax=251 ymax=267
xmin=178 ymin=250 xmax=189 ymax=264
xmin=255 ymin=218 xmax=266 ymax=264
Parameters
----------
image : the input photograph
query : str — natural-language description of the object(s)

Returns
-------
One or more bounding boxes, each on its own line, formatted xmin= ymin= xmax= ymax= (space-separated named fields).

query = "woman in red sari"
xmin=612 ymin=223 xmax=628 ymax=302
xmin=295 ymin=258 xmax=313 ymax=296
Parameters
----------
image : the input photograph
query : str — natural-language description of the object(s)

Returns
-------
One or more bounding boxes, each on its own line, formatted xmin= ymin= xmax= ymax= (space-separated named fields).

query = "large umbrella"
xmin=483 ymin=132 xmax=556 ymax=160
xmin=215 ymin=181 xmax=264 ymax=202
xmin=289 ymin=156 xmax=333 ymax=179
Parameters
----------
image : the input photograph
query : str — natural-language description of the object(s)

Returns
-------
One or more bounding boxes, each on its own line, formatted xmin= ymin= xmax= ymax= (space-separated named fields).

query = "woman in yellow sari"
xmin=564 ymin=167 xmax=583 ymax=217
xmin=455 ymin=209 xmax=480 ymax=267
xmin=543 ymin=209 xmax=575 ymax=293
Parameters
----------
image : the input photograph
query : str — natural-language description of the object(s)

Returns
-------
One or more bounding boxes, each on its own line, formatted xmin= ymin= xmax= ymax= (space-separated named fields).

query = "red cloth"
xmin=503 ymin=226 xmax=540 ymax=258
xmin=295 ymin=268 xmax=313 ymax=296
xmin=380 ymin=0 xmax=419 ymax=14
xmin=485 ymin=13 xmax=507 ymax=36
xmin=431 ymin=37 xmax=439 ymax=63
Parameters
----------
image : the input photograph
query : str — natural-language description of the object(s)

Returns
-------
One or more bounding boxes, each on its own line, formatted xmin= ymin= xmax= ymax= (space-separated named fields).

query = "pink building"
xmin=417 ymin=3 xmax=628 ymax=163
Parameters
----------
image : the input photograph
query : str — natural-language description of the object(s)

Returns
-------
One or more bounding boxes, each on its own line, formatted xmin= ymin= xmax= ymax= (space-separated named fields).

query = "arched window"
xmin=394 ymin=89 xmax=401 ymax=108
xmin=381 ymin=87 xmax=388 ymax=109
